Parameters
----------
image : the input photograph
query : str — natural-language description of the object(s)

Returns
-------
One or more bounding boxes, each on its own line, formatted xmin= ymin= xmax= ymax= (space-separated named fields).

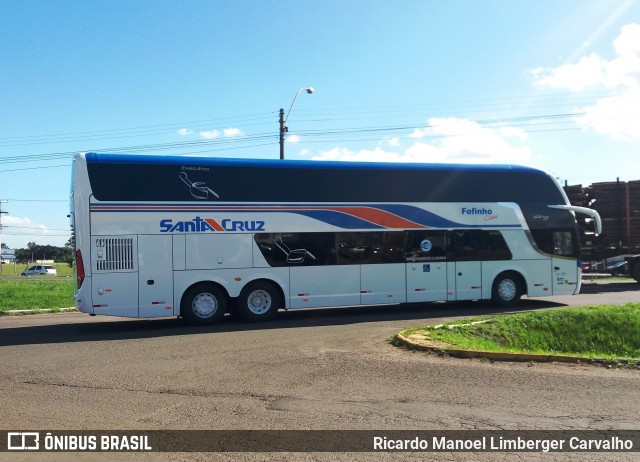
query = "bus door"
xmin=451 ymin=231 xmax=482 ymax=301
xmin=91 ymin=235 xmax=139 ymax=317
xmin=138 ymin=234 xmax=174 ymax=317
xmin=531 ymin=228 xmax=580 ymax=296
xmin=405 ymin=231 xmax=449 ymax=302
xmin=550 ymin=230 xmax=580 ymax=295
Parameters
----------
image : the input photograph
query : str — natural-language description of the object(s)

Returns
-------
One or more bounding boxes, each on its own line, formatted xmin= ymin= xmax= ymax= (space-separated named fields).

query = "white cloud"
xmin=312 ymin=117 xmax=530 ymax=164
xmin=3 ymin=216 xmax=55 ymax=249
xmin=577 ymin=87 xmax=640 ymax=139
xmin=286 ymin=134 xmax=301 ymax=143
xmin=531 ymin=54 xmax=606 ymax=91
xmin=223 ymin=127 xmax=244 ymax=137
xmin=199 ymin=129 xmax=220 ymax=139
xmin=312 ymin=146 xmax=404 ymax=162
xmin=5 ymin=215 xmax=47 ymax=231
xmin=406 ymin=118 xmax=530 ymax=164
xmin=532 ymin=23 xmax=640 ymax=140
xmin=378 ymin=136 xmax=400 ymax=147
xmin=387 ymin=137 xmax=400 ymax=147
xmin=498 ymin=126 xmax=528 ymax=140
xmin=177 ymin=128 xmax=193 ymax=136
xmin=199 ymin=128 xmax=244 ymax=139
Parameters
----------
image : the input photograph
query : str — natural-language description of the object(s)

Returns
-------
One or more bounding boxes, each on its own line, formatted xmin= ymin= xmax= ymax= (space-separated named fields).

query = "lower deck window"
xmin=255 ymin=229 xmax=513 ymax=267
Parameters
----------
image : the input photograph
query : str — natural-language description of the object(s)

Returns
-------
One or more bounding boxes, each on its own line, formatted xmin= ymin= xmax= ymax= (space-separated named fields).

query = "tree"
xmin=14 ymin=243 xmax=73 ymax=264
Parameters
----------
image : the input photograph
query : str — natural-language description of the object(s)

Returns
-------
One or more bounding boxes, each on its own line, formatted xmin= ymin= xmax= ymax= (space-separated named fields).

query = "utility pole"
xmin=279 ymin=87 xmax=314 ymax=159
xmin=0 ymin=201 xmax=8 ymax=275
xmin=279 ymin=108 xmax=286 ymax=160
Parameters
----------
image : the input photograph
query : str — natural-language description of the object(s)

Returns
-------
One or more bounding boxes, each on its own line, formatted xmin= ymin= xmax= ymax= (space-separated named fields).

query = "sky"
xmin=1 ymin=0 xmax=640 ymax=250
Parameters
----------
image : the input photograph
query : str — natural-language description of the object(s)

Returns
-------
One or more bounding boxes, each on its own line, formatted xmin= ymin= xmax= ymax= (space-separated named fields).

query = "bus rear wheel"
xmin=237 ymin=281 xmax=280 ymax=322
xmin=491 ymin=272 xmax=523 ymax=307
xmin=181 ymin=284 xmax=227 ymax=325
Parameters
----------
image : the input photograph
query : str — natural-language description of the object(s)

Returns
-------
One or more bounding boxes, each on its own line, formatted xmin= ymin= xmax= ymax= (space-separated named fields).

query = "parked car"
xmin=21 ymin=265 xmax=57 ymax=276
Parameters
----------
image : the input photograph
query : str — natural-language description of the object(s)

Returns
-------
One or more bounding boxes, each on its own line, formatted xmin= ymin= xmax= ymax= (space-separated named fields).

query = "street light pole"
xmin=279 ymin=87 xmax=314 ymax=159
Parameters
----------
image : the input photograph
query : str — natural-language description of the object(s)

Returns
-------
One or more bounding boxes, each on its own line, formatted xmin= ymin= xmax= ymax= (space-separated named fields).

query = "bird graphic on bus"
xmin=179 ymin=172 xmax=219 ymax=199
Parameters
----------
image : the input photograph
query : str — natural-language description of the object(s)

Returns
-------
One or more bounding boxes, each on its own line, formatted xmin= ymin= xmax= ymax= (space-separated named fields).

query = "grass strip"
xmin=0 ymin=280 xmax=75 ymax=311
xmin=402 ymin=304 xmax=640 ymax=360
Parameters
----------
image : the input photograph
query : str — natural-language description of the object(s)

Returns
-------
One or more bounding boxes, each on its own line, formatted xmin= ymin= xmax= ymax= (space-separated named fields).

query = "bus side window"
xmin=553 ymin=231 xmax=577 ymax=257
xmin=254 ymin=233 xmax=288 ymax=266
xmin=530 ymin=229 xmax=578 ymax=257
xmin=380 ymin=232 xmax=405 ymax=263
xmin=295 ymin=233 xmax=336 ymax=265
xmin=452 ymin=231 xmax=481 ymax=261
xmin=478 ymin=230 xmax=512 ymax=261
xmin=336 ymin=232 xmax=404 ymax=264
xmin=405 ymin=231 xmax=447 ymax=262
xmin=531 ymin=229 xmax=554 ymax=254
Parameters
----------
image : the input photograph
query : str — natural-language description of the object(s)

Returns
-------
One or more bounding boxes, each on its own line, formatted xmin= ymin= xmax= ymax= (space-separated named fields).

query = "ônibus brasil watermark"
xmin=2 ymin=430 xmax=639 ymax=453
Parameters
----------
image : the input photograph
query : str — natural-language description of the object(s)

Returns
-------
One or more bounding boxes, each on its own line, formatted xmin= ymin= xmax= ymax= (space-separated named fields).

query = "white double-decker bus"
xmin=70 ymin=152 xmax=601 ymax=325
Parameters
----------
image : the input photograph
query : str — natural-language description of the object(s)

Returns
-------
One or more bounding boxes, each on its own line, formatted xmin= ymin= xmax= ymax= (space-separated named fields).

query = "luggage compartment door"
xmin=138 ymin=234 xmax=174 ymax=318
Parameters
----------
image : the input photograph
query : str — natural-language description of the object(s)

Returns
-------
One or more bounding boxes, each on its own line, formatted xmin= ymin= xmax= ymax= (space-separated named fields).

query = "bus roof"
xmin=78 ymin=152 xmax=564 ymax=204
xmin=83 ymin=152 xmax=543 ymax=175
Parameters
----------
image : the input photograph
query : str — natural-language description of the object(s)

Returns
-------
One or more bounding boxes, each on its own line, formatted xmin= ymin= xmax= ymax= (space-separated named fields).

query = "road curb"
xmin=0 ymin=307 xmax=78 ymax=317
xmin=394 ymin=330 xmax=638 ymax=366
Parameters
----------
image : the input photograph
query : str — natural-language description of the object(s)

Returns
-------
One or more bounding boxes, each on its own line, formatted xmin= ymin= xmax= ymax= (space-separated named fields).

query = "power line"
xmin=3 ymin=199 xmax=68 ymax=202
xmin=0 ymin=112 xmax=276 ymax=147
xmin=0 ymin=89 xmax=618 ymax=148
xmin=3 ymin=232 xmax=71 ymax=237
xmin=0 ymin=163 xmax=70 ymax=173
xmin=0 ymin=89 xmax=630 ymax=172
xmin=1 ymin=111 xmax=586 ymax=161
xmin=4 ymin=225 xmax=70 ymax=231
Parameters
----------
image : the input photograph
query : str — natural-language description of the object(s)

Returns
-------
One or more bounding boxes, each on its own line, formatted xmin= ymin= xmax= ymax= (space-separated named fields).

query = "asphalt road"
xmin=0 ymin=281 xmax=638 ymax=462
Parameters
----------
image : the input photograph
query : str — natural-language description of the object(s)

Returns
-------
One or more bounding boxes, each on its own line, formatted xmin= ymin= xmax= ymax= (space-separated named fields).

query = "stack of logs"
xmin=565 ymin=180 xmax=640 ymax=254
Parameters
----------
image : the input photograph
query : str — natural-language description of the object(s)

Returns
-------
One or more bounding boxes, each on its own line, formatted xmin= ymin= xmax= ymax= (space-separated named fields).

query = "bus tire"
xmin=237 ymin=281 xmax=280 ymax=322
xmin=491 ymin=272 xmax=523 ymax=307
xmin=181 ymin=283 xmax=227 ymax=325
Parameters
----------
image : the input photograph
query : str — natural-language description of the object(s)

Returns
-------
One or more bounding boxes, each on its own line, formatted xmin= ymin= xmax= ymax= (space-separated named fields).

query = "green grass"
xmin=0 ymin=279 xmax=75 ymax=311
xmin=401 ymin=304 xmax=640 ymax=360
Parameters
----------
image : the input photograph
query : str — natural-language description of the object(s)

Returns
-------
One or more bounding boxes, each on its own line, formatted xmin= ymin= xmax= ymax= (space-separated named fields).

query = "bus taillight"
xmin=76 ymin=249 xmax=85 ymax=288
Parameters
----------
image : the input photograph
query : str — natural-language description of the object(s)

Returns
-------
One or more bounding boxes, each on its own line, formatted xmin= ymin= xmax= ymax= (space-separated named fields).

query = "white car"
xmin=21 ymin=265 xmax=57 ymax=276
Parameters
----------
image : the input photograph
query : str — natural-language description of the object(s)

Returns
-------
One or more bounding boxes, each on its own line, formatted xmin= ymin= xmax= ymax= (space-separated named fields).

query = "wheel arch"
xmin=484 ymin=266 xmax=529 ymax=299
xmin=237 ymin=277 xmax=286 ymax=310
xmin=490 ymin=269 xmax=527 ymax=307
xmin=179 ymin=280 xmax=231 ymax=316
xmin=500 ymin=269 xmax=527 ymax=296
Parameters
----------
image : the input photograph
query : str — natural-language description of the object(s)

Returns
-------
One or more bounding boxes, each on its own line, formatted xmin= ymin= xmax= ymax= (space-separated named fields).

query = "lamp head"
xmin=306 ymin=87 xmax=314 ymax=94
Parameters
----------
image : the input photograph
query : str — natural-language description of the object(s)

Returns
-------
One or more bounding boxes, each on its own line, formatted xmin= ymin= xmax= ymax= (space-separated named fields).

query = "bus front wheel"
xmin=237 ymin=281 xmax=280 ymax=322
xmin=491 ymin=272 xmax=523 ymax=307
xmin=181 ymin=284 xmax=227 ymax=325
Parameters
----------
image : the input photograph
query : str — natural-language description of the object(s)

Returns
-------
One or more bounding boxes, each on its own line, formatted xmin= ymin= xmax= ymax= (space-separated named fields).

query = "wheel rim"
xmin=497 ymin=278 xmax=517 ymax=301
xmin=246 ymin=289 xmax=272 ymax=315
xmin=192 ymin=292 xmax=218 ymax=318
